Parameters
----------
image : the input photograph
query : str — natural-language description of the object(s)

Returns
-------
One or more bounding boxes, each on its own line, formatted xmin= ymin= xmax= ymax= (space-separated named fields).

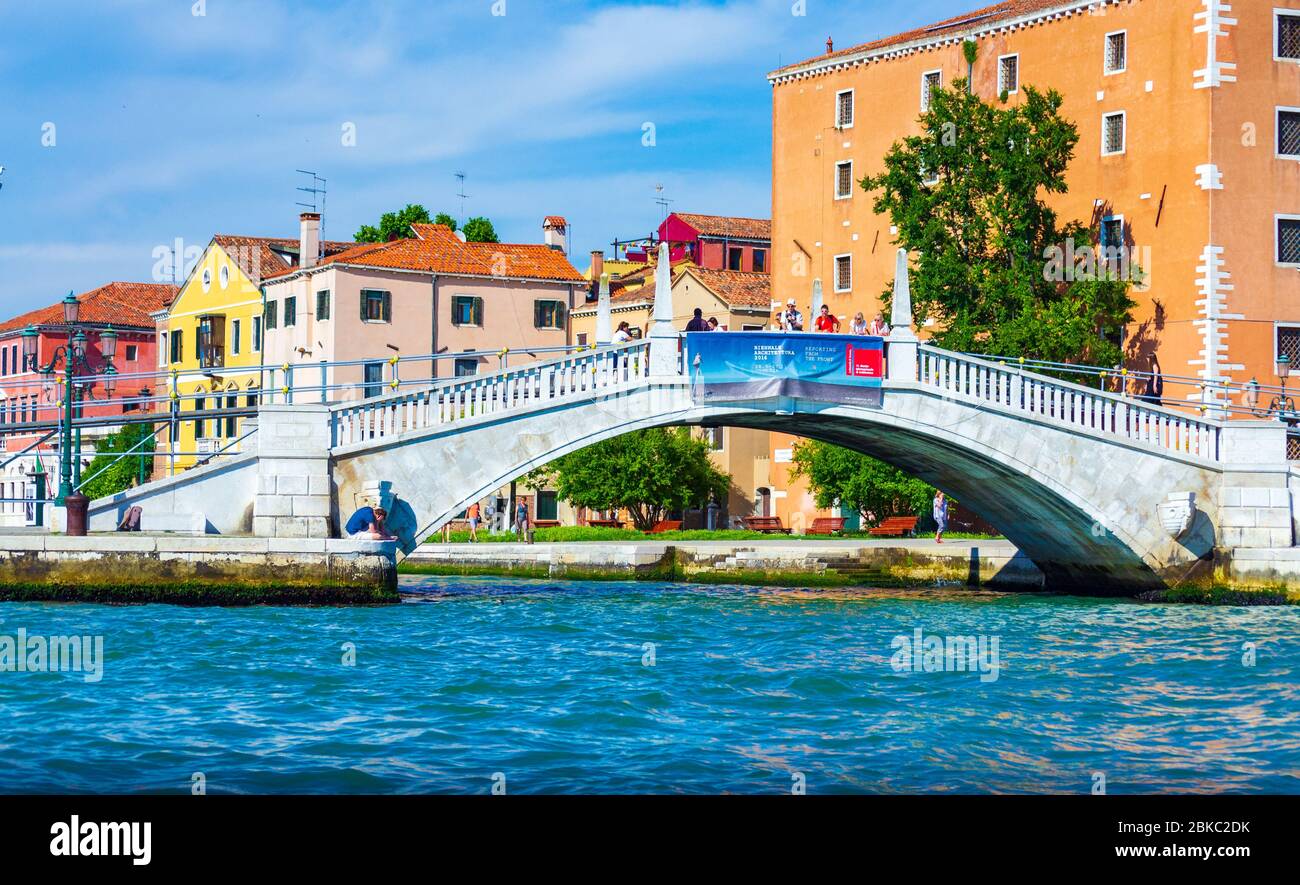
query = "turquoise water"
xmin=1 ymin=577 xmax=1297 ymax=794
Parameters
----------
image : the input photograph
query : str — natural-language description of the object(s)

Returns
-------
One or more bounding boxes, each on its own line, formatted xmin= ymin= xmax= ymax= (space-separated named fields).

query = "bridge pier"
xmin=253 ymin=405 xmax=333 ymax=540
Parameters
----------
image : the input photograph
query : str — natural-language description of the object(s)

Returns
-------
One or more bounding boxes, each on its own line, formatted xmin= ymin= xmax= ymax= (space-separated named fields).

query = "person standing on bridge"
xmin=932 ymin=492 xmax=948 ymax=544
xmin=814 ymin=304 xmax=840 ymax=333
xmin=850 ymin=312 xmax=868 ymax=335
xmin=686 ymin=308 xmax=710 ymax=332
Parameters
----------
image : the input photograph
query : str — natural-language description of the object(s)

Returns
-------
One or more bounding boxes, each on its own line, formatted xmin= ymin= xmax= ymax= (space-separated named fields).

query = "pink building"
xmin=261 ymin=215 xmax=586 ymax=398
xmin=620 ymin=212 xmax=772 ymax=273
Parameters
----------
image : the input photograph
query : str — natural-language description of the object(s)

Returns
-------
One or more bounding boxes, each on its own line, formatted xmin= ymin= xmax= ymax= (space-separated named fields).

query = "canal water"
xmin=1 ymin=576 xmax=1297 ymax=794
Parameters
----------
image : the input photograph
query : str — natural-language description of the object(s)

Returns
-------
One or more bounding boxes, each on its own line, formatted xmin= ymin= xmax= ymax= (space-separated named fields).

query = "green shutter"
xmin=382 ymin=291 xmax=392 ymax=323
xmin=473 ymin=297 xmax=484 ymax=326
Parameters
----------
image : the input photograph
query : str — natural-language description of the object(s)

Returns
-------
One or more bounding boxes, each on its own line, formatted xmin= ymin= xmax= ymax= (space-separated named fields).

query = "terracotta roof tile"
xmin=771 ymin=0 xmax=1069 ymax=77
xmin=672 ymin=213 xmax=771 ymax=241
xmin=211 ymin=235 xmax=354 ymax=285
xmin=683 ymin=268 xmax=772 ymax=310
xmin=0 ymin=282 xmax=178 ymax=336
xmin=263 ymin=224 xmax=585 ymax=283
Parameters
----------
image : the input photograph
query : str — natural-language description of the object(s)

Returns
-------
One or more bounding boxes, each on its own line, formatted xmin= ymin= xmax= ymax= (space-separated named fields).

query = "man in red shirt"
xmin=814 ymin=304 xmax=840 ymax=332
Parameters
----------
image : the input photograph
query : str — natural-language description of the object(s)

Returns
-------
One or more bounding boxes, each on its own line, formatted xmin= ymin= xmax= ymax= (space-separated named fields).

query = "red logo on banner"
xmin=846 ymin=344 xmax=883 ymax=379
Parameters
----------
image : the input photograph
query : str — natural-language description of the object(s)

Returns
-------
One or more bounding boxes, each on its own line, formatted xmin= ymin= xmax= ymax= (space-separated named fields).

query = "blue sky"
xmin=0 ymin=0 xmax=970 ymax=313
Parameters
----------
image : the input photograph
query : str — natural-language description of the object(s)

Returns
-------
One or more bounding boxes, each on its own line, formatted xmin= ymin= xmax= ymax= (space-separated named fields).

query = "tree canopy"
xmin=860 ymin=77 xmax=1136 ymax=368
xmin=527 ymin=428 xmax=729 ymax=531
xmin=789 ymin=441 xmax=934 ymax=526
xmin=80 ymin=423 xmax=155 ymax=501
xmin=355 ymin=205 xmax=499 ymax=243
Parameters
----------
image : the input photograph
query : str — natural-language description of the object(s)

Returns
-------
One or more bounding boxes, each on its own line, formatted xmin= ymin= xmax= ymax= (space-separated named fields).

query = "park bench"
xmin=587 ymin=518 xmax=624 ymax=529
xmin=743 ymin=516 xmax=791 ymax=534
xmin=807 ymin=517 xmax=846 ymax=535
xmin=533 ymin=519 xmax=561 ymax=529
xmin=868 ymin=516 xmax=919 ymax=538
xmin=648 ymin=520 xmax=682 ymax=534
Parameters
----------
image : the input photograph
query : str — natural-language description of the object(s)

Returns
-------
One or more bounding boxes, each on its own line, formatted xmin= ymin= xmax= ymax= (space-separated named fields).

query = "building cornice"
xmin=768 ymin=0 xmax=1136 ymax=85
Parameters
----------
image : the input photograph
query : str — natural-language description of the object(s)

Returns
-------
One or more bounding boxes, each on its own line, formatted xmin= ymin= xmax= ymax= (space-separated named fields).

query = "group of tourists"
xmin=765 ymin=301 xmax=892 ymax=337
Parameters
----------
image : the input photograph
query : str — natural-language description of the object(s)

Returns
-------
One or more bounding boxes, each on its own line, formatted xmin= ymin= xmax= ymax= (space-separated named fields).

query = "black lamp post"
xmin=20 ymin=292 xmax=119 ymax=519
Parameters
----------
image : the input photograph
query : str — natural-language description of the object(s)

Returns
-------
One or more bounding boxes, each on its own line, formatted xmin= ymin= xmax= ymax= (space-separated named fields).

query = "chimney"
xmin=590 ymin=250 xmax=604 ymax=282
xmin=826 ymin=36 xmax=834 ymax=54
xmin=299 ymin=212 xmax=320 ymax=268
xmin=543 ymin=216 xmax=568 ymax=252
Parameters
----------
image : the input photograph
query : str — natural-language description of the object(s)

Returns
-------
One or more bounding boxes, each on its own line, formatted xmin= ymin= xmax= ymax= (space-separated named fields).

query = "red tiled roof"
xmin=211 ymin=234 xmax=354 ymax=286
xmin=0 ymin=282 xmax=178 ymax=336
xmin=263 ymin=223 xmax=585 ymax=283
xmin=543 ymin=216 xmax=568 ymax=229
xmin=771 ymin=0 xmax=1069 ymax=77
xmin=682 ymin=267 xmax=772 ymax=310
xmin=672 ymin=213 xmax=771 ymax=241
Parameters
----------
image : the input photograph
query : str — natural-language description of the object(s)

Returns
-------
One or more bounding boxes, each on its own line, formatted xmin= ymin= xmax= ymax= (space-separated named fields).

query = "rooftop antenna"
xmin=455 ymin=171 xmax=469 ymax=219
xmin=296 ymin=169 xmax=327 ymax=257
xmin=654 ymin=184 xmax=673 ymax=223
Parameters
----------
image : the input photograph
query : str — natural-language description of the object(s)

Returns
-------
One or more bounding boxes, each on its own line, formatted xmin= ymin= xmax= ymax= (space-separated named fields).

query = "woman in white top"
xmin=613 ymin=321 xmax=632 ymax=342
xmin=867 ymin=311 xmax=890 ymax=337
xmin=849 ymin=312 xmax=868 ymax=335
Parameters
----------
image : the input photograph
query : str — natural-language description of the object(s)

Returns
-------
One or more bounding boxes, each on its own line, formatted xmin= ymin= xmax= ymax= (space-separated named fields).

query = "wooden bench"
xmin=533 ymin=519 xmax=561 ymax=529
xmin=587 ymin=518 xmax=623 ymax=529
xmin=648 ymin=520 xmax=682 ymax=534
xmin=868 ymin=516 xmax=919 ymax=537
xmin=743 ymin=516 xmax=791 ymax=534
xmin=808 ymin=517 xmax=846 ymax=535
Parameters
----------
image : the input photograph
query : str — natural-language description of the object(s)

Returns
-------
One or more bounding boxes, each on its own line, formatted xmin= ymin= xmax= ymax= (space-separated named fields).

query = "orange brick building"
xmin=765 ymin=0 xmax=1300 ymax=529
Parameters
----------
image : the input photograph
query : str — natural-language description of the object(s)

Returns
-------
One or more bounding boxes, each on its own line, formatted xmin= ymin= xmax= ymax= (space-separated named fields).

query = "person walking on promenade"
xmin=686 ymin=308 xmax=710 ymax=332
xmin=515 ymin=497 xmax=532 ymax=544
xmin=467 ymin=501 xmax=481 ymax=542
xmin=850 ymin=312 xmax=868 ymax=335
xmin=932 ymin=492 xmax=948 ymax=544
xmin=867 ymin=311 xmax=890 ymax=337
xmin=814 ymin=304 xmax=840 ymax=332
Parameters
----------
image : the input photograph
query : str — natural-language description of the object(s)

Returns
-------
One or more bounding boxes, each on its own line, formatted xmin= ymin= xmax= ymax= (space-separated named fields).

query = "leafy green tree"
xmin=461 ymin=216 xmax=499 ymax=243
xmin=860 ymin=78 xmax=1136 ymax=368
xmin=789 ymin=440 xmax=933 ymax=527
xmin=528 ymin=428 xmax=729 ymax=531
xmin=433 ymin=212 xmax=458 ymax=232
xmin=81 ymin=423 xmax=156 ymax=501
xmin=354 ymin=204 xmax=433 ymax=243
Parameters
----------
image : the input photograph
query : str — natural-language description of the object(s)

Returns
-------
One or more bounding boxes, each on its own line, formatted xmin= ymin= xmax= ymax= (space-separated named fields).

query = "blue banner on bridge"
xmin=685 ymin=332 xmax=884 ymax=407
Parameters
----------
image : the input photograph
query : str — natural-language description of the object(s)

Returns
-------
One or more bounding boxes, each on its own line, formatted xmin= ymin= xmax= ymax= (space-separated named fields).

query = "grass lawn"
xmin=427 ymin=526 xmax=1004 ymax=544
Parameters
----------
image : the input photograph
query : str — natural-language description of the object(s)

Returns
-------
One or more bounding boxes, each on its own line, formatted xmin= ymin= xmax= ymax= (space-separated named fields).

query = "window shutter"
xmin=382 ymin=291 xmax=392 ymax=323
xmin=556 ymin=302 xmax=567 ymax=328
xmin=534 ymin=301 xmax=543 ymax=328
xmin=473 ymin=297 xmax=484 ymax=326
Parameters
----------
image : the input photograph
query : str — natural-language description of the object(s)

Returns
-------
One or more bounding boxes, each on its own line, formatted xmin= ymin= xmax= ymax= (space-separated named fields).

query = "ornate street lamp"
xmin=1270 ymin=354 xmax=1296 ymax=419
xmin=62 ymin=291 xmax=80 ymax=325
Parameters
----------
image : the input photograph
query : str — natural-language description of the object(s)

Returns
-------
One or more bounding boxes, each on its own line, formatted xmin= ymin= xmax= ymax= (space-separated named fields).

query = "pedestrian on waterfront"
xmin=515 ymin=498 xmax=532 ymax=544
xmin=932 ymin=492 xmax=948 ymax=544
xmin=814 ymin=304 xmax=840 ymax=333
xmin=686 ymin=307 xmax=710 ymax=332
xmin=1139 ymin=356 xmax=1164 ymax=406
xmin=781 ymin=299 xmax=804 ymax=331
xmin=868 ymin=311 xmax=890 ymax=337
xmin=345 ymin=505 xmax=393 ymax=540
xmin=614 ymin=321 xmax=632 ymax=343
xmin=850 ymin=312 xmax=868 ymax=335
xmin=467 ymin=501 xmax=481 ymax=542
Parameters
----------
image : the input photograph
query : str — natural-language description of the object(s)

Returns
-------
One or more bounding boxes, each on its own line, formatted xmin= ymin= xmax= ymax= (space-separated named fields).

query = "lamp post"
xmin=1269 ymin=353 xmax=1296 ymax=420
xmin=20 ymin=293 xmax=119 ymax=530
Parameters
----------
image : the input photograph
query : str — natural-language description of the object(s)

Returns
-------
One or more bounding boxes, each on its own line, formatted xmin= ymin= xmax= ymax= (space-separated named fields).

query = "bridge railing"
xmin=330 ymin=340 xmax=652 ymax=448
xmin=917 ymin=346 xmax=1220 ymax=461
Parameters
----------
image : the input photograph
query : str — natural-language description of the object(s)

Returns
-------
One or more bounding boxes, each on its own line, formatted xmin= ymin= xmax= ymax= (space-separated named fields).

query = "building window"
xmin=1105 ymin=30 xmax=1127 ymax=74
xmin=1278 ymin=108 xmax=1300 ymax=159
xmin=834 ymin=253 xmax=852 ymax=293
xmin=998 ymin=54 xmax=1019 ymax=94
xmin=753 ymin=249 xmax=766 ymax=273
xmin=201 ymin=268 xmax=212 ymax=293
xmin=454 ymin=357 xmax=479 ymax=377
xmin=1278 ymin=216 xmax=1300 ymax=265
xmin=219 ymin=265 xmax=230 ymax=290
xmin=170 ymin=329 xmax=184 ymax=364
xmin=1278 ymin=324 xmax=1300 ymax=368
xmin=921 ymin=160 xmax=939 ymax=186
xmin=252 ymin=316 xmax=263 ymax=352
xmin=197 ymin=315 xmax=226 ymax=370
xmin=1102 ymin=112 xmax=1126 ymax=156
xmin=316 ymin=290 xmax=331 ymax=321
xmin=193 ymin=395 xmax=206 ymax=440
xmin=1277 ymin=11 xmax=1300 ymax=61
xmin=125 ymin=344 xmax=138 ymax=362
xmin=231 ymin=319 xmax=242 ymax=356
xmin=534 ymin=300 xmax=566 ymax=330
xmin=451 ymin=295 xmax=484 ymax=326
xmin=264 ymin=300 xmax=278 ymax=330
xmin=159 ymin=332 xmax=167 ymax=368
xmin=284 ymin=296 xmax=297 ymax=328
xmin=728 ymin=248 xmax=744 ymax=271
xmin=836 ymin=88 xmax=854 ymax=128
xmin=704 ymin=427 xmax=724 ymax=451
xmin=1100 ymin=216 xmax=1124 ymax=250
xmin=921 ymin=70 xmax=942 ymax=111
xmin=363 ymin=362 xmax=384 ymax=398
xmin=835 ymin=160 xmax=854 ymax=199
xmin=536 ymin=490 xmax=558 ymax=522
xmin=224 ymin=392 xmax=238 ymax=438
xmin=361 ymin=289 xmax=391 ymax=323
xmin=3 ymin=347 xmax=8 ymax=375
xmin=576 ymin=333 xmax=588 ymax=346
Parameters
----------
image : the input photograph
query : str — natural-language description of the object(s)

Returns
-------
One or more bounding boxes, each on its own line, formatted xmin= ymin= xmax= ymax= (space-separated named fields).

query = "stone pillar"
xmin=810 ymin=277 xmax=823 ymax=321
xmin=1219 ymin=421 xmax=1287 ymax=465
xmin=648 ymin=241 xmax=679 ymax=377
xmin=253 ymin=404 xmax=332 ymax=539
xmin=595 ymin=273 xmax=612 ymax=345
xmin=886 ymin=248 xmax=919 ymax=382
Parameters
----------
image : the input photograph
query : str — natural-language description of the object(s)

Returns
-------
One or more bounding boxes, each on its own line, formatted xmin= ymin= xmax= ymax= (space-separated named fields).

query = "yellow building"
xmin=155 ymin=232 xmax=349 ymax=473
